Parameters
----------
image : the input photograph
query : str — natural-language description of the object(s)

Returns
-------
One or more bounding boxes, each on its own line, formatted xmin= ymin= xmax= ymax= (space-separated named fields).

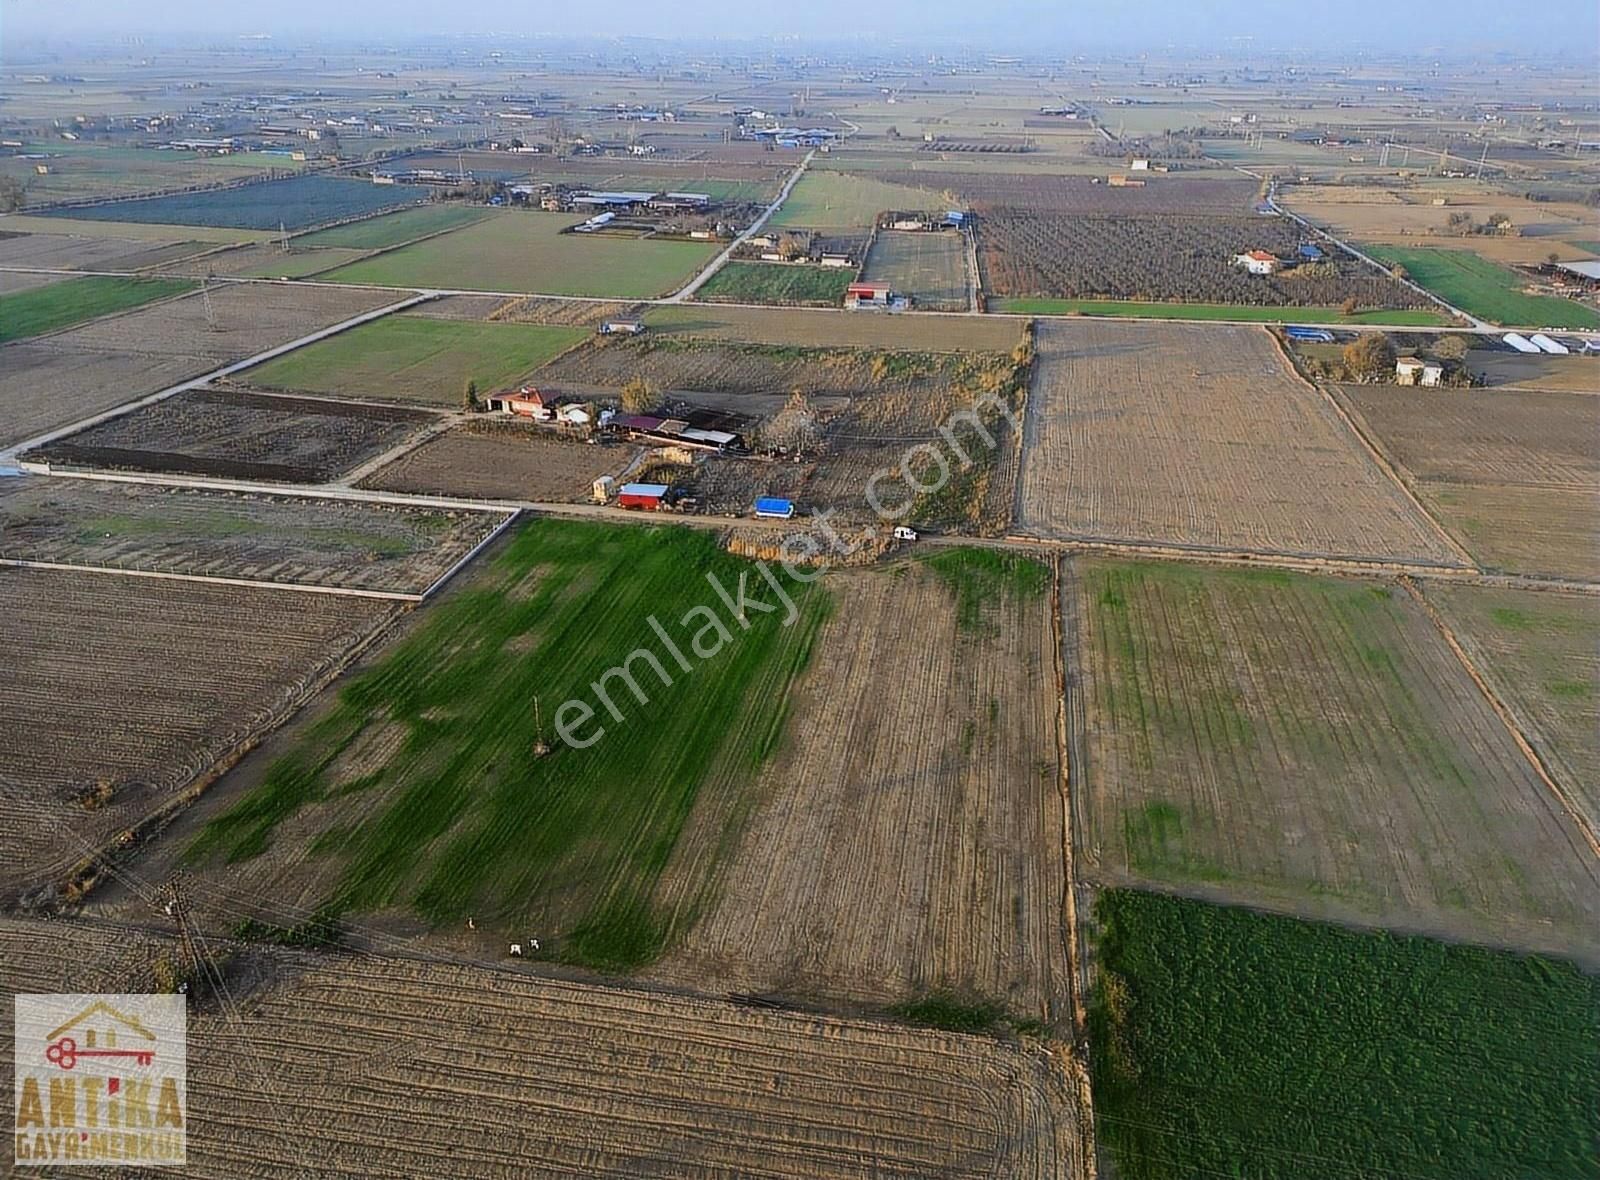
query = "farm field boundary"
xmin=990 ymin=297 xmax=1451 ymax=325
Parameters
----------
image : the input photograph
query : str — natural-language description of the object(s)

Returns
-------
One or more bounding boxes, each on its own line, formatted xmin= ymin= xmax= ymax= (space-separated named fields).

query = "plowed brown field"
xmin=1017 ymin=320 xmax=1464 ymax=563
xmin=0 ymin=917 xmax=1083 ymax=1180
xmin=652 ymin=561 xmax=1069 ymax=1020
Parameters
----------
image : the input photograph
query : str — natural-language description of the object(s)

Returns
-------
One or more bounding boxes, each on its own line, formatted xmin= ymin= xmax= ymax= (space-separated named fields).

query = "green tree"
xmin=462 ymin=379 xmax=479 ymax=413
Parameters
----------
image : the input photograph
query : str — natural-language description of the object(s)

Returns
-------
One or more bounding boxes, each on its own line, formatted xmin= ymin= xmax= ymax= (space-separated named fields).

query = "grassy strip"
xmin=1363 ymin=245 xmax=1600 ymax=329
xmin=1091 ymin=889 xmax=1600 ymax=1180
xmin=0 ymin=275 xmax=195 ymax=343
xmin=695 ymin=261 xmax=854 ymax=307
xmin=243 ymin=314 xmax=587 ymax=403
xmin=188 ymin=519 xmax=830 ymax=972
xmin=990 ymin=297 xmax=1450 ymax=325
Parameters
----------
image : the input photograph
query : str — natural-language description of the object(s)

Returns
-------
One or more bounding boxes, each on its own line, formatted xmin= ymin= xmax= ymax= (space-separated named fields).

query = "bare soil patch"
xmin=0 ymin=476 xmax=500 ymax=594
xmin=0 ymin=917 xmax=1083 ymax=1180
xmin=30 ymin=387 xmax=437 ymax=483
xmin=1017 ymin=320 xmax=1461 ymax=562
xmin=360 ymin=424 xmax=637 ymax=501
xmin=0 ymin=567 xmax=395 ymax=898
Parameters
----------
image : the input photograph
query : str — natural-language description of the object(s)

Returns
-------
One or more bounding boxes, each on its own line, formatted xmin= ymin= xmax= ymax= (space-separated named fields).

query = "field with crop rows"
xmin=1017 ymin=320 xmax=1462 ymax=561
xmin=0 ymin=275 xmax=194 ymax=343
xmin=990 ymin=297 xmax=1447 ymax=323
xmin=321 ymin=210 xmax=718 ymax=297
xmin=861 ymin=229 xmax=970 ymax=310
xmin=31 ymin=387 xmax=437 ymax=483
xmin=360 ymin=425 xmax=637 ymax=501
xmin=694 ymin=260 xmax=855 ymax=306
xmin=292 ymin=204 xmax=492 ymax=249
xmin=881 ymin=170 xmax=1261 ymax=215
xmin=651 ymin=553 xmax=1066 ymax=1017
xmin=1089 ymin=890 xmax=1600 ymax=1180
xmin=980 ymin=213 xmax=1428 ymax=308
xmin=1070 ymin=559 xmax=1600 ymax=961
xmin=0 ymin=917 xmax=1082 ymax=1180
xmin=0 ymin=567 xmax=395 ymax=898
xmin=1427 ymin=584 xmax=1600 ymax=832
xmin=1333 ymin=383 xmax=1599 ymax=580
xmin=178 ymin=520 xmax=829 ymax=971
xmin=39 ymin=174 xmax=431 ymax=231
xmin=0 ymin=478 xmax=499 ymax=594
xmin=243 ymin=314 xmax=587 ymax=404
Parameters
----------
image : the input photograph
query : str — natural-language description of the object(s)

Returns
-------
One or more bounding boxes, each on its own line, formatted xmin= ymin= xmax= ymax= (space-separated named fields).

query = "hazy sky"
xmin=4 ymin=0 xmax=1598 ymax=53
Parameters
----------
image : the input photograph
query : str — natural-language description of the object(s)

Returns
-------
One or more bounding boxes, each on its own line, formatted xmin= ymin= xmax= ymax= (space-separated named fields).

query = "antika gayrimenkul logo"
xmin=13 ymin=994 xmax=187 ymax=1168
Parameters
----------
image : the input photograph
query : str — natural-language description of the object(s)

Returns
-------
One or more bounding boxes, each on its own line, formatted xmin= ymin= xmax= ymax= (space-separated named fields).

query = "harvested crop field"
xmin=980 ymin=213 xmax=1427 ymax=307
xmin=170 ymin=521 xmax=829 ymax=973
xmin=883 ymin=170 xmax=1261 ymax=215
xmin=1427 ymin=584 xmax=1600 ymax=833
xmin=1333 ymin=383 xmax=1599 ymax=580
xmin=0 ymin=230 xmax=210 ymax=272
xmin=360 ymin=424 xmax=637 ymax=501
xmin=243 ymin=313 xmax=588 ymax=404
xmin=30 ymin=387 xmax=437 ymax=483
xmin=1017 ymin=320 xmax=1463 ymax=562
xmin=651 ymin=552 xmax=1069 ymax=1020
xmin=0 ymin=477 xmax=502 ymax=595
xmin=0 ymin=567 xmax=395 ymax=897
xmin=0 ymin=346 xmax=218 ymax=451
xmin=50 ymin=281 xmax=400 ymax=364
xmin=0 ymin=918 xmax=1083 ymax=1180
xmin=641 ymin=302 xmax=1022 ymax=351
xmin=861 ymin=229 xmax=970 ymax=310
xmin=1069 ymin=559 xmax=1600 ymax=962
xmin=321 ymin=211 xmax=718 ymax=298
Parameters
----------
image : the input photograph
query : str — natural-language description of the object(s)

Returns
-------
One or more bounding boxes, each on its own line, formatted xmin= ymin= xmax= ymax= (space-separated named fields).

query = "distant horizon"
xmin=4 ymin=0 xmax=1599 ymax=59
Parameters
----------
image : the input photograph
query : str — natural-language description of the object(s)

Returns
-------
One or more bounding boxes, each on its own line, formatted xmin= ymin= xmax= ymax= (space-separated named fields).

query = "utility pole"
xmin=200 ymin=274 xmax=218 ymax=332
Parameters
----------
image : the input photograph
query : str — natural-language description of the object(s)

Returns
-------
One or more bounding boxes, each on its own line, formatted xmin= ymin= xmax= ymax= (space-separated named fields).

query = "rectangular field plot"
xmin=0 ymin=346 xmax=215 ymax=451
xmin=0 ymin=568 xmax=395 ymax=898
xmin=359 ymin=426 xmax=636 ymax=501
xmin=37 ymin=174 xmax=431 ymax=232
xmin=881 ymin=170 xmax=1261 ymax=215
xmin=30 ymin=387 xmax=437 ymax=483
xmin=174 ymin=520 xmax=830 ymax=972
xmin=1428 ymin=584 xmax=1600 ymax=834
xmin=979 ymin=213 xmax=1428 ymax=309
xmin=1070 ymin=560 xmax=1600 ymax=962
xmin=292 ymin=204 xmax=493 ymax=249
xmin=0 ymin=477 xmax=501 ymax=595
xmin=694 ymin=260 xmax=854 ymax=307
xmin=1017 ymin=320 xmax=1464 ymax=563
xmin=243 ymin=314 xmax=587 ymax=404
xmin=1364 ymin=245 xmax=1600 ymax=330
xmin=1089 ymin=891 xmax=1600 ymax=1180
xmin=641 ymin=302 xmax=1023 ymax=351
xmin=321 ymin=210 xmax=718 ymax=298
xmin=770 ymin=170 xmax=942 ymax=232
xmin=861 ymin=230 xmax=970 ymax=310
xmin=0 ymin=275 xmax=192 ymax=343
xmin=1334 ymin=383 xmax=1599 ymax=580
xmin=0 ymin=230 xmax=211 ymax=272
xmin=0 ymin=920 xmax=1083 ymax=1180
xmin=650 ymin=552 xmax=1069 ymax=1019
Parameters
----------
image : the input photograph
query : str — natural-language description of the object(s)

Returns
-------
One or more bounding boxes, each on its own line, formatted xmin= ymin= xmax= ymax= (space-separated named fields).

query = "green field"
xmin=1363 ymin=245 xmax=1600 ymax=329
xmin=1091 ymin=889 xmax=1600 ymax=1180
xmin=235 ymin=247 xmax=369 ymax=279
xmin=0 ymin=275 xmax=196 ymax=343
xmin=243 ymin=314 xmax=587 ymax=403
xmin=771 ymin=169 xmax=943 ymax=232
xmin=293 ymin=204 xmax=493 ymax=250
xmin=321 ymin=210 xmax=718 ymax=297
xmin=990 ymin=297 xmax=1451 ymax=325
xmin=189 ymin=519 xmax=829 ymax=970
xmin=695 ymin=261 xmax=854 ymax=306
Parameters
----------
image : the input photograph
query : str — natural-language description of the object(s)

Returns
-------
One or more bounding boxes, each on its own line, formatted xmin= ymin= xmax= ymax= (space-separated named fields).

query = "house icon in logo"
xmin=44 ymin=1001 xmax=158 ymax=1071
